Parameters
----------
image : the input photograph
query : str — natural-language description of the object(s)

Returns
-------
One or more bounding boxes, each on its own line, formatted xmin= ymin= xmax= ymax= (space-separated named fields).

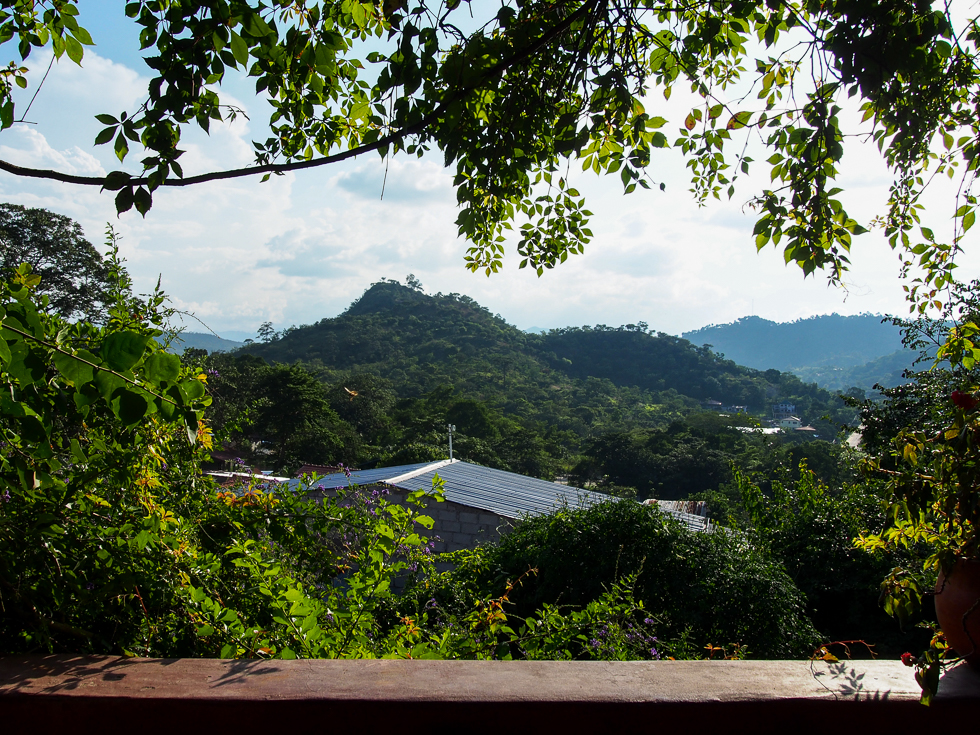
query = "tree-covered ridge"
xmin=245 ymin=281 xmax=851 ymax=427
xmin=534 ymin=324 xmax=848 ymax=424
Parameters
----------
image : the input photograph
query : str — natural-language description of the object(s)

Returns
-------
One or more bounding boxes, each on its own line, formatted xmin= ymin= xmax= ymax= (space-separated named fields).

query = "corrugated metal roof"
xmin=297 ymin=459 xmax=608 ymax=520
xmin=300 ymin=462 xmax=435 ymax=490
xmin=657 ymin=508 xmax=710 ymax=533
xmin=392 ymin=460 xmax=609 ymax=520
xmin=296 ymin=460 xmax=709 ymax=531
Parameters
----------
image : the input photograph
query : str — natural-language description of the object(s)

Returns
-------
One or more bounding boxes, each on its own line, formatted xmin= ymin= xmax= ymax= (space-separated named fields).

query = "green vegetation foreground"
xmin=0 ymin=252 xmax=929 ymax=662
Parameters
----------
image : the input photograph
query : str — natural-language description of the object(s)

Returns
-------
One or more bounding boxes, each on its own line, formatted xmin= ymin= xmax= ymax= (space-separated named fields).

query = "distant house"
xmin=771 ymin=403 xmax=797 ymax=419
xmin=777 ymin=416 xmax=803 ymax=429
xmin=722 ymin=405 xmax=749 ymax=414
xmin=298 ymin=459 xmax=611 ymax=552
xmin=703 ymin=399 xmax=724 ymax=410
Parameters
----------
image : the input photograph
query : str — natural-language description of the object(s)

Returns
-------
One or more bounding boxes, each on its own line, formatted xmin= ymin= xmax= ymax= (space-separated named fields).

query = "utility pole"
xmin=447 ymin=424 xmax=456 ymax=460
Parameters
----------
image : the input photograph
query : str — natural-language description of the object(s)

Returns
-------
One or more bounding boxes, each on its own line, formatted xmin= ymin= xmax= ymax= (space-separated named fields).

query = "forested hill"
xmin=243 ymin=282 xmax=544 ymax=401
xmin=681 ymin=314 xmax=906 ymax=371
xmin=243 ymin=282 xmax=849 ymax=429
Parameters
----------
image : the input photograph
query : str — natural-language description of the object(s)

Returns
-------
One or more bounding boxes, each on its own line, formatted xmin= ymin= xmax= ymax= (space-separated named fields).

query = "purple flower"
xmin=0 ymin=489 xmax=10 ymax=503
xmin=207 ymin=369 xmax=220 ymax=378
xmin=233 ymin=457 xmax=246 ymax=467
xmin=650 ymin=647 xmax=660 ymax=660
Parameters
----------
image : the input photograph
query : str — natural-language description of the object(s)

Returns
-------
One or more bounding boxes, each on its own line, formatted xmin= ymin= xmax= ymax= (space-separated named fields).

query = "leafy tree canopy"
xmin=0 ymin=204 xmax=112 ymax=322
xmin=0 ymin=0 xmax=975 ymax=305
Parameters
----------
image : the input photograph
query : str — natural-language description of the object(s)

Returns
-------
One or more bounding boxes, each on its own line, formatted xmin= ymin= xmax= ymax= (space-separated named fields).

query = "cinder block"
xmin=460 ymin=522 xmax=480 ymax=534
xmin=440 ymin=521 xmax=461 ymax=533
xmin=459 ymin=512 xmax=478 ymax=523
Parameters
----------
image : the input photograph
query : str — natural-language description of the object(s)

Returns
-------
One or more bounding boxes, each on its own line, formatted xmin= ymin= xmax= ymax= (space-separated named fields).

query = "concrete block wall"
xmin=387 ymin=489 xmax=514 ymax=552
xmin=308 ymin=484 xmax=515 ymax=553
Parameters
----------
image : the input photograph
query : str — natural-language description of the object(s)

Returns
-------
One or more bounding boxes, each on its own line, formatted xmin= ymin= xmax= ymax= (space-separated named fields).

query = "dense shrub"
xmin=422 ymin=499 xmax=820 ymax=658
xmin=735 ymin=465 xmax=931 ymax=656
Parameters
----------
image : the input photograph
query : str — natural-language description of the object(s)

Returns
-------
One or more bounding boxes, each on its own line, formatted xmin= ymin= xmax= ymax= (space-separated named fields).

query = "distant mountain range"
xmin=185 ymin=290 xmax=923 ymax=395
xmin=682 ymin=314 xmax=923 ymax=391
xmin=165 ymin=332 xmax=244 ymax=354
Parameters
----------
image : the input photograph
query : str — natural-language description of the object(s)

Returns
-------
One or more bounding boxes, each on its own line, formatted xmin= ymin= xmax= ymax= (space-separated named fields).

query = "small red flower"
xmin=951 ymin=391 xmax=979 ymax=410
xmin=901 ymin=652 xmax=917 ymax=667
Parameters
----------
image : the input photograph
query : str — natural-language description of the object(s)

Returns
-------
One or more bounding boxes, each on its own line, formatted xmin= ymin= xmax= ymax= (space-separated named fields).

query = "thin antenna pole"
xmin=448 ymin=424 xmax=456 ymax=460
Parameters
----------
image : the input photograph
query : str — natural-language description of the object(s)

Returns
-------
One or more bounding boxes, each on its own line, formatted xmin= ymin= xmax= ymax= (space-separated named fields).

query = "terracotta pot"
xmin=935 ymin=558 xmax=980 ymax=667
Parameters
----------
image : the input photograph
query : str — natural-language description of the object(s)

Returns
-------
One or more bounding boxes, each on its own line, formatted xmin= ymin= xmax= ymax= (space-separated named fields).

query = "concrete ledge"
xmin=1 ymin=656 xmax=977 ymax=733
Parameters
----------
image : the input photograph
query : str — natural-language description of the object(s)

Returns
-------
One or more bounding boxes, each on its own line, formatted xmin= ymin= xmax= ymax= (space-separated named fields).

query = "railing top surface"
xmin=3 ymin=656 xmax=976 ymax=703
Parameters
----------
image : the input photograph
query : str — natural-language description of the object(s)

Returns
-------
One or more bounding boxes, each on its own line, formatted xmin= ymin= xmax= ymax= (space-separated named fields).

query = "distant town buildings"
xmin=771 ymin=402 xmax=797 ymax=419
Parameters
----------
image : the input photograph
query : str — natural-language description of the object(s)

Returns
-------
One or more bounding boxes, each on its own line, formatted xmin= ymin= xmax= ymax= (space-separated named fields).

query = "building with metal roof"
xmin=300 ymin=459 xmax=610 ymax=552
xmin=300 ymin=459 xmax=709 ymax=552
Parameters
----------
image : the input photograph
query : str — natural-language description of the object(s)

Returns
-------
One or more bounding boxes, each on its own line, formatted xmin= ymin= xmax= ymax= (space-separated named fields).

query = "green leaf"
xmin=65 ymin=35 xmax=84 ymax=64
xmin=230 ymin=31 xmax=248 ymax=66
xmin=94 ymin=127 xmax=115 ymax=145
xmin=70 ymin=438 xmax=87 ymax=464
xmin=72 ymin=25 xmax=94 ymax=46
xmin=144 ymin=351 xmax=180 ymax=384
xmin=6 ymin=341 xmax=46 ymax=385
xmin=112 ymin=389 xmax=149 ymax=426
xmin=115 ymin=187 xmax=134 ymax=214
xmin=103 ymin=171 xmax=131 ymax=191
xmin=101 ymin=331 xmax=149 ymax=372
xmin=179 ymin=379 xmax=206 ymax=402
xmin=156 ymin=394 xmax=177 ymax=420
xmin=94 ymin=370 xmax=125 ymax=400
xmin=53 ymin=349 xmax=96 ymax=386
xmin=133 ymin=186 xmax=152 ymax=216
xmin=963 ymin=211 xmax=975 ymax=233
xmin=113 ymin=132 xmax=129 ymax=163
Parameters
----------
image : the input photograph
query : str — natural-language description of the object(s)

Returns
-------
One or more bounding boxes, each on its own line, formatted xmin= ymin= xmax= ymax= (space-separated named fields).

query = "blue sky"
xmin=0 ymin=3 xmax=976 ymax=341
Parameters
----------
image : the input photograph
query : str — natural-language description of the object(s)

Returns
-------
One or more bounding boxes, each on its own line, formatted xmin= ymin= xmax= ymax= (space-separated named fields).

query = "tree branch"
xmin=1 ymin=323 xmax=180 ymax=407
xmin=0 ymin=0 xmax=604 ymax=191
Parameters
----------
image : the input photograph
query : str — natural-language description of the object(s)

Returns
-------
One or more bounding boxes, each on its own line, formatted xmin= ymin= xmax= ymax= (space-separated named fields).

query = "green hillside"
xmin=206 ymin=281 xmax=858 ymax=497
xmin=536 ymin=325 xmax=844 ymax=421
xmin=244 ymin=282 xmax=851 ymax=428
